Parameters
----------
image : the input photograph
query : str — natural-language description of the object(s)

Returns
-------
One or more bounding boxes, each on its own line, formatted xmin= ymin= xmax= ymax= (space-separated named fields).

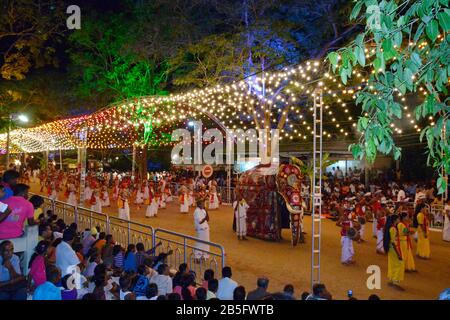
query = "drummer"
xmin=339 ymin=211 xmax=355 ymax=265
xmin=354 ymin=201 xmax=366 ymax=243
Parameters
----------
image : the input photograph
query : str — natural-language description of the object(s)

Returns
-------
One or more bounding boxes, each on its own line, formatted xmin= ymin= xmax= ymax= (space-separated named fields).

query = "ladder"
xmin=311 ymin=89 xmax=323 ymax=287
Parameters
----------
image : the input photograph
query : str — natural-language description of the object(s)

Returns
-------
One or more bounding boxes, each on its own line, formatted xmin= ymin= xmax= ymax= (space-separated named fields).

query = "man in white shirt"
xmin=193 ymin=200 xmax=210 ymax=261
xmin=397 ymin=187 xmax=406 ymax=202
xmin=216 ymin=266 xmax=238 ymax=300
xmin=149 ymin=264 xmax=173 ymax=296
xmin=335 ymin=166 xmax=343 ymax=180
xmin=233 ymin=197 xmax=249 ymax=240
xmin=56 ymin=230 xmax=80 ymax=277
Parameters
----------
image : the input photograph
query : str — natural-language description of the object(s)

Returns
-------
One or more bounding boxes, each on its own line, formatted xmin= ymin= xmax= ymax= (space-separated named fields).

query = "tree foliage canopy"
xmin=328 ymin=0 xmax=449 ymax=192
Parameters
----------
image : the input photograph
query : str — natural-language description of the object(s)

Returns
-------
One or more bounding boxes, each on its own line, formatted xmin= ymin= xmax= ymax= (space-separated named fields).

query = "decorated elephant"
xmin=234 ymin=162 xmax=306 ymax=245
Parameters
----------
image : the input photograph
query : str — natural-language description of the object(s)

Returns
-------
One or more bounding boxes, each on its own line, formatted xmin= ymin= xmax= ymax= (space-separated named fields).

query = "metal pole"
xmin=184 ymin=238 xmax=187 ymax=264
xmin=311 ymin=89 xmax=323 ymax=288
xmin=59 ymin=149 xmax=63 ymax=170
xmin=132 ymin=145 xmax=136 ymax=181
xmin=6 ymin=116 xmax=11 ymax=169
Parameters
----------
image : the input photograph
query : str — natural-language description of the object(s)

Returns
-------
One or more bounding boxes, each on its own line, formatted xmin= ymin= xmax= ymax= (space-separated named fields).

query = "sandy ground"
xmin=31 ymin=183 xmax=450 ymax=300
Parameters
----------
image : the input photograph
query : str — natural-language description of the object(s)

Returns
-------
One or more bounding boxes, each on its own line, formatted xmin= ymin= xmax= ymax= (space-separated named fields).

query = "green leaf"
xmin=437 ymin=176 xmax=447 ymax=194
xmin=391 ymin=102 xmax=402 ymax=119
xmin=393 ymin=31 xmax=403 ymax=48
xmin=354 ymin=46 xmax=366 ymax=67
xmin=393 ymin=146 xmax=401 ymax=160
xmin=425 ymin=19 xmax=439 ymax=42
xmin=382 ymin=38 xmax=396 ymax=60
xmin=438 ymin=11 xmax=450 ymax=32
xmin=358 ymin=116 xmax=369 ymax=130
xmin=327 ymin=52 xmax=339 ymax=66
xmin=350 ymin=1 xmax=364 ymax=20
xmin=373 ymin=56 xmax=385 ymax=73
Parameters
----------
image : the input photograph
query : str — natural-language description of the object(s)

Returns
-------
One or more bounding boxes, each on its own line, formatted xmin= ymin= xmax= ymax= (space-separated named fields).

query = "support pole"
xmin=311 ymin=89 xmax=323 ymax=288
xmin=78 ymin=146 xmax=87 ymax=205
xmin=5 ymin=116 xmax=11 ymax=169
xmin=59 ymin=149 xmax=63 ymax=171
xmin=227 ymin=164 xmax=231 ymax=203
xmin=132 ymin=144 xmax=137 ymax=181
xmin=44 ymin=150 xmax=49 ymax=170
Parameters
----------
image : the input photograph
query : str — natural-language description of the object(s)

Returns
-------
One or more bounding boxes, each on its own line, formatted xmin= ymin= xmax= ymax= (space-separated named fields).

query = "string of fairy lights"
xmin=0 ymin=55 xmax=436 ymax=154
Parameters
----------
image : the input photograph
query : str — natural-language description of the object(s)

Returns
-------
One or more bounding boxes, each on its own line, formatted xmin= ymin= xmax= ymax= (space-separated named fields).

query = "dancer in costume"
xmin=67 ymin=181 xmax=78 ymax=207
xmin=179 ymin=185 xmax=189 ymax=213
xmin=340 ymin=213 xmax=355 ymax=265
xmin=208 ymin=185 xmax=219 ymax=210
xmin=118 ymin=190 xmax=130 ymax=221
xmin=398 ymin=213 xmax=416 ymax=272
xmin=90 ymin=189 xmax=102 ymax=213
xmin=101 ymin=185 xmax=110 ymax=207
xmin=145 ymin=188 xmax=158 ymax=218
xmin=416 ymin=207 xmax=431 ymax=259
xmin=385 ymin=214 xmax=405 ymax=291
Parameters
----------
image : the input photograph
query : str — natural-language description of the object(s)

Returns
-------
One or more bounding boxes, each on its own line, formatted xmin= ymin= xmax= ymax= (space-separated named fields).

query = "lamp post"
xmin=5 ymin=113 xmax=29 ymax=169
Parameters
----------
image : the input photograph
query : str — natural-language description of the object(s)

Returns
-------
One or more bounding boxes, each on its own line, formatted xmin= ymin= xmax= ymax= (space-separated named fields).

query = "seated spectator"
xmin=247 ymin=277 xmax=270 ymax=300
xmin=29 ymin=195 xmax=44 ymax=221
xmin=33 ymin=265 xmax=62 ymax=300
xmin=182 ymin=286 xmax=194 ymax=300
xmin=0 ymin=170 xmax=20 ymax=201
xmin=135 ymin=242 xmax=149 ymax=267
xmin=92 ymin=274 xmax=107 ymax=300
xmin=54 ymin=219 xmax=66 ymax=233
xmin=119 ymin=275 xmax=135 ymax=300
xmin=61 ymin=274 xmax=78 ymax=300
xmin=174 ymin=273 xmax=196 ymax=299
xmin=0 ymin=240 xmax=27 ymax=300
xmin=101 ymin=234 xmax=115 ymax=267
xmin=123 ymin=244 xmax=137 ymax=273
xmin=217 ymin=266 xmax=238 ymax=300
xmin=0 ymin=186 xmax=12 ymax=222
xmin=306 ymin=283 xmax=332 ymax=300
xmin=38 ymin=223 xmax=53 ymax=242
xmin=82 ymin=293 xmax=97 ymax=300
xmin=90 ymin=264 xmax=119 ymax=300
xmin=172 ymin=263 xmax=189 ymax=288
xmin=73 ymin=243 xmax=85 ymax=266
xmin=207 ymin=279 xmax=218 ymax=300
xmin=0 ymin=184 xmax=35 ymax=239
xmin=91 ymin=232 xmax=106 ymax=253
xmin=67 ymin=223 xmax=78 ymax=236
xmin=137 ymin=283 xmax=158 ymax=300
xmin=112 ymin=244 xmax=124 ymax=270
xmin=202 ymin=269 xmax=214 ymax=289
xmin=28 ymin=240 xmax=49 ymax=288
xmin=55 ymin=229 xmax=81 ymax=276
xmin=133 ymin=265 xmax=150 ymax=298
xmin=283 ymin=284 xmax=296 ymax=300
xmin=368 ymin=294 xmax=381 ymax=300
xmin=150 ymin=263 xmax=172 ymax=296
xmin=83 ymin=252 xmax=101 ymax=278
xmin=166 ymin=293 xmax=179 ymax=300
xmin=47 ymin=237 xmax=62 ymax=264
xmin=233 ymin=286 xmax=246 ymax=300
xmin=196 ymin=287 xmax=207 ymax=300
xmin=82 ymin=227 xmax=98 ymax=255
